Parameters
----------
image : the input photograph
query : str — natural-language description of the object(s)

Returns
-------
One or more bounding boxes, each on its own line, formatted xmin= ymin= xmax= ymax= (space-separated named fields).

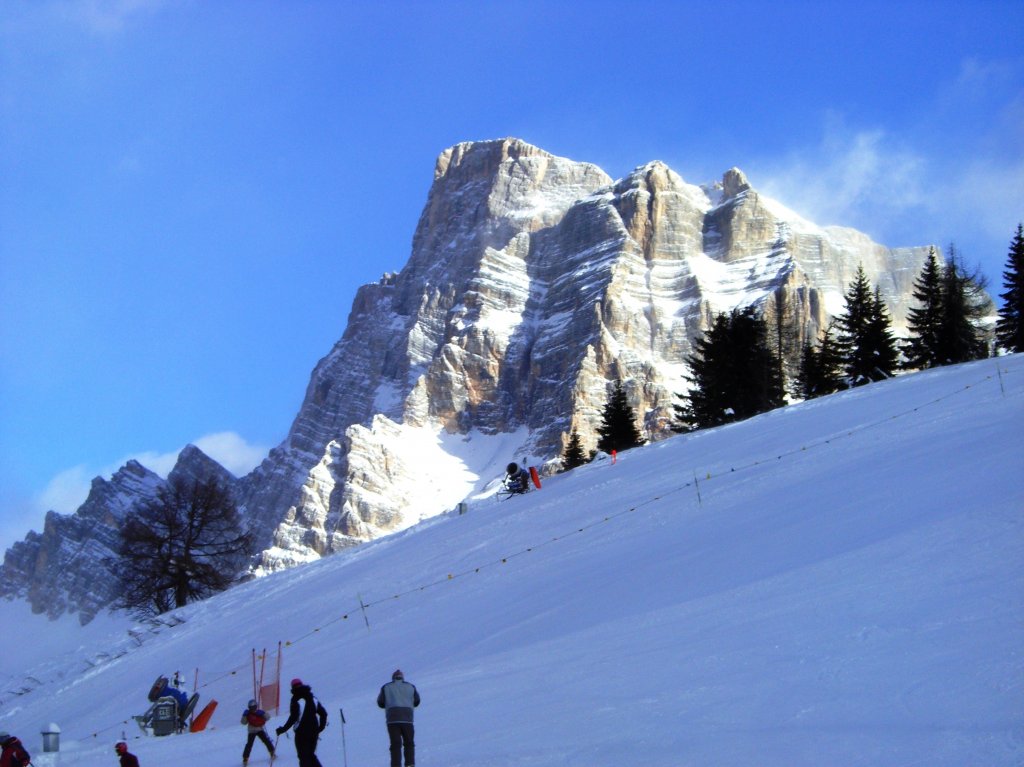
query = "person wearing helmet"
xmin=276 ymin=678 xmax=327 ymax=767
xmin=241 ymin=698 xmax=275 ymax=765
xmin=0 ymin=732 xmax=31 ymax=767
xmin=504 ymin=462 xmax=530 ymax=494
xmin=377 ymin=669 xmax=421 ymax=767
xmin=114 ymin=741 xmax=140 ymax=767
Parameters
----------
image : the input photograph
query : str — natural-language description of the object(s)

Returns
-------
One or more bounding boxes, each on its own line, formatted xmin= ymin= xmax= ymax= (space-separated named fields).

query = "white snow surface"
xmin=1 ymin=356 xmax=1022 ymax=767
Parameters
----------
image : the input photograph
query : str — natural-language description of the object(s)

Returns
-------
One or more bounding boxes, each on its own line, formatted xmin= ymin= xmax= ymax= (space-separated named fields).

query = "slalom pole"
xmin=340 ymin=708 xmax=348 ymax=767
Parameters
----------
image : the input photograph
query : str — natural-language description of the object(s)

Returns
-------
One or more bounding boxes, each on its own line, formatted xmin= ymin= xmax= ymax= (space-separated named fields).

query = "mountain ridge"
xmin=2 ymin=137 xmax=937 ymax=621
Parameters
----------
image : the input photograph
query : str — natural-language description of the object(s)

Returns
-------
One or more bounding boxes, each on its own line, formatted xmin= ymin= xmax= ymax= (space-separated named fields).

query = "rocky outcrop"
xmin=0 ymin=446 xmax=236 ymax=623
xmin=3 ymin=138 xmax=938 ymax=617
xmin=238 ymin=139 xmax=931 ymax=571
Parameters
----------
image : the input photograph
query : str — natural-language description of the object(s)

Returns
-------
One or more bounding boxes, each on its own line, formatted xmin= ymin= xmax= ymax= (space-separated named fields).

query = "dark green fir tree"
xmin=677 ymin=307 xmax=785 ymax=430
xmin=561 ymin=429 xmax=588 ymax=471
xmin=996 ymin=224 xmax=1024 ymax=353
xmin=795 ymin=321 xmax=844 ymax=399
xmin=596 ymin=379 xmax=645 ymax=454
xmin=904 ymin=247 xmax=945 ymax=369
xmin=836 ymin=266 xmax=899 ymax=385
xmin=936 ymin=248 xmax=990 ymax=364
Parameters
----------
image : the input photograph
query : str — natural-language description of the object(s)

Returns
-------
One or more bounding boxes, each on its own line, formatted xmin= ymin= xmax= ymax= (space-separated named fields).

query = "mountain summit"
xmin=2 ymin=138 xmax=932 ymax=620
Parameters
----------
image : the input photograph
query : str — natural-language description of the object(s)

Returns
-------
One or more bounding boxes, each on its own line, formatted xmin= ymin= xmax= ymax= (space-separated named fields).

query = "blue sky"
xmin=1 ymin=0 xmax=1022 ymax=550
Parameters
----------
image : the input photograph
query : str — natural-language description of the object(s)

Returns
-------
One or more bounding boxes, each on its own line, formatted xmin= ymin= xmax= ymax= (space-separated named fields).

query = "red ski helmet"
xmin=291 ymin=677 xmax=303 ymax=688
xmin=115 ymin=742 xmax=128 ymax=754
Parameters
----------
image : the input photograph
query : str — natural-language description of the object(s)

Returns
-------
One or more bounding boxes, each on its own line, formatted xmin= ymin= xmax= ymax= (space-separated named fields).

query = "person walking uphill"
xmin=0 ymin=733 xmax=30 ymax=767
xmin=114 ymin=741 xmax=140 ymax=767
xmin=241 ymin=698 xmax=275 ymax=765
xmin=276 ymin=678 xmax=327 ymax=767
xmin=377 ymin=669 xmax=420 ymax=767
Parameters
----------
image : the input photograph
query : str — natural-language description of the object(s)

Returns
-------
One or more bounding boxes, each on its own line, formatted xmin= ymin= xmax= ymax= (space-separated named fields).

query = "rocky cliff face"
xmin=0 ymin=446 xmax=236 ymax=623
xmin=3 ymin=138 xmax=935 ymax=618
xmin=238 ymin=138 xmax=930 ymax=573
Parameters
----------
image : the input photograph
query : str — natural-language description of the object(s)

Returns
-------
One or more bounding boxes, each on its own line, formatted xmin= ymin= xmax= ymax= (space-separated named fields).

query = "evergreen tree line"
xmin=564 ymin=223 xmax=1024 ymax=466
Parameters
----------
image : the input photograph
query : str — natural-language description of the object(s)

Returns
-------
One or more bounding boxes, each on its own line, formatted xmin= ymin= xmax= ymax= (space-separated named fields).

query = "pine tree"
xmin=596 ymin=379 xmax=645 ymax=454
xmin=868 ymin=287 xmax=900 ymax=375
xmin=904 ymin=247 xmax=944 ymax=369
xmin=996 ymin=224 xmax=1024 ymax=353
xmin=836 ymin=266 xmax=898 ymax=385
xmin=561 ymin=429 xmax=588 ymax=471
xmin=677 ymin=307 xmax=785 ymax=430
xmin=795 ymin=321 xmax=844 ymax=399
xmin=936 ymin=248 xmax=990 ymax=364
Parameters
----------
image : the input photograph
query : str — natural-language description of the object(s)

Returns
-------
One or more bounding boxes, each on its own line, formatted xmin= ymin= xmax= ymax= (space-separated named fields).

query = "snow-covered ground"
xmin=2 ymin=355 xmax=1022 ymax=766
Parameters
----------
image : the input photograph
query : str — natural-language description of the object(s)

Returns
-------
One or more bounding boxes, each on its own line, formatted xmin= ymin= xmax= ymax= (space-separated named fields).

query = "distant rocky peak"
xmin=722 ymin=167 xmax=751 ymax=199
xmin=434 ymin=137 xmax=553 ymax=180
xmin=2 ymin=138 xmax=941 ymax=620
xmin=168 ymin=444 xmax=237 ymax=488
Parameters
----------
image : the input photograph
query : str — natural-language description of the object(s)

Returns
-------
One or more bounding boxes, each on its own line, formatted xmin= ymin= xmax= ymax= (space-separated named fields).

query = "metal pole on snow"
xmin=340 ymin=708 xmax=348 ymax=767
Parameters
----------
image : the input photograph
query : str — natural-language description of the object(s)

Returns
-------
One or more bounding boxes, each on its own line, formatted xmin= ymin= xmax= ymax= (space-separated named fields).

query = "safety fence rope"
xmin=87 ymin=360 xmax=1020 ymax=740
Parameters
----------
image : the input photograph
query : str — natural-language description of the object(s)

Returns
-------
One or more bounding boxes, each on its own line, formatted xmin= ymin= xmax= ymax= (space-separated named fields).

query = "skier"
xmin=241 ymin=698 xmax=275 ymax=765
xmin=377 ymin=669 xmax=420 ymax=767
xmin=0 ymin=732 xmax=30 ymax=767
xmin=114 ymin=741 xmax=140 ymax=767
xmin=503 ymin=462 xmax=530 ymax=494
xmin=275 ymin=678 xmax=327 ymax=767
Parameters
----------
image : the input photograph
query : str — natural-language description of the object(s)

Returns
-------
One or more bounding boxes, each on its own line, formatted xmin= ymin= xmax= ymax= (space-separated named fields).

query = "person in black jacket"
xmin=276 ymin=678 xmax=327 ymax=767
xmin=377 ymin=669 xmax=421 ymax=767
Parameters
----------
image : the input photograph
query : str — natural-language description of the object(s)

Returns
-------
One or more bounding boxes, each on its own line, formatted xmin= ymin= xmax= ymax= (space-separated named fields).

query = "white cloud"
xmin=755 ymin=114 xmax=927 ymax=232
xmin=753 ymin=105 xmax=1024 ymax=277
xmin=36 ymin=464 xmax=95 ymax=515
xmin=191 ymin=431 xmax=270 ymax=477
xmin=30 ymin=431 xmax=269 ymax=517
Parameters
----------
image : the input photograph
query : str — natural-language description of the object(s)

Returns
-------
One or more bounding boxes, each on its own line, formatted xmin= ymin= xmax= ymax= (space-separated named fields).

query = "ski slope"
xmin=2 ymin=355 xmax=1022 ymax=767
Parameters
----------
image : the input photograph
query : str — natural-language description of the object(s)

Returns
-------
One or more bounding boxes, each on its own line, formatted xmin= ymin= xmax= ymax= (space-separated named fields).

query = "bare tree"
xmin=111 ymin=476 xmax=253 ymax=616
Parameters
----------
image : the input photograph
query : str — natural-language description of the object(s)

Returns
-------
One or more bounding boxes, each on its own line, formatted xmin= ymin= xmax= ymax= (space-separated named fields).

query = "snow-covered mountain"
xmin=238 ymin=138 xmax=931 ymax=572
xmin=0 ymin=446 xmax=238 ymax=624
xmin=2 ymin=138 xmax=937 ymax=619
xmin=1 ymin=356 xmax=1021 ymax=766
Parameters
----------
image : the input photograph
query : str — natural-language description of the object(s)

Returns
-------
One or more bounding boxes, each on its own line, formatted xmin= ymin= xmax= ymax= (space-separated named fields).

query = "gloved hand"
xmin=275 ymin=726 xmax=286 ymax=736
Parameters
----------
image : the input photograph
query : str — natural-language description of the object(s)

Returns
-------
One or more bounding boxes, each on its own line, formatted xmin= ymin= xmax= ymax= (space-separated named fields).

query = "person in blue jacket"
xmin=377 ymin=669 xmax=421 ymax=767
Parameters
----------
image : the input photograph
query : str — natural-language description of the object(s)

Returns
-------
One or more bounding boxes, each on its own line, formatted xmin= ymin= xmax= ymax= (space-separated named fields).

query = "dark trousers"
xmin=294 ymin=731 xmax=323 ymax=767
xmin=387 ymin=722 xmax=415 ymax=767
xmin=244 ymin=729 xmax=275 ymax=759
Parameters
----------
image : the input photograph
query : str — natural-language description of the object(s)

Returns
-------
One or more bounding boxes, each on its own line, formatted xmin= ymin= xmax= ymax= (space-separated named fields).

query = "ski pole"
xmin=340 ymin=707 xmax=348 ymax=767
